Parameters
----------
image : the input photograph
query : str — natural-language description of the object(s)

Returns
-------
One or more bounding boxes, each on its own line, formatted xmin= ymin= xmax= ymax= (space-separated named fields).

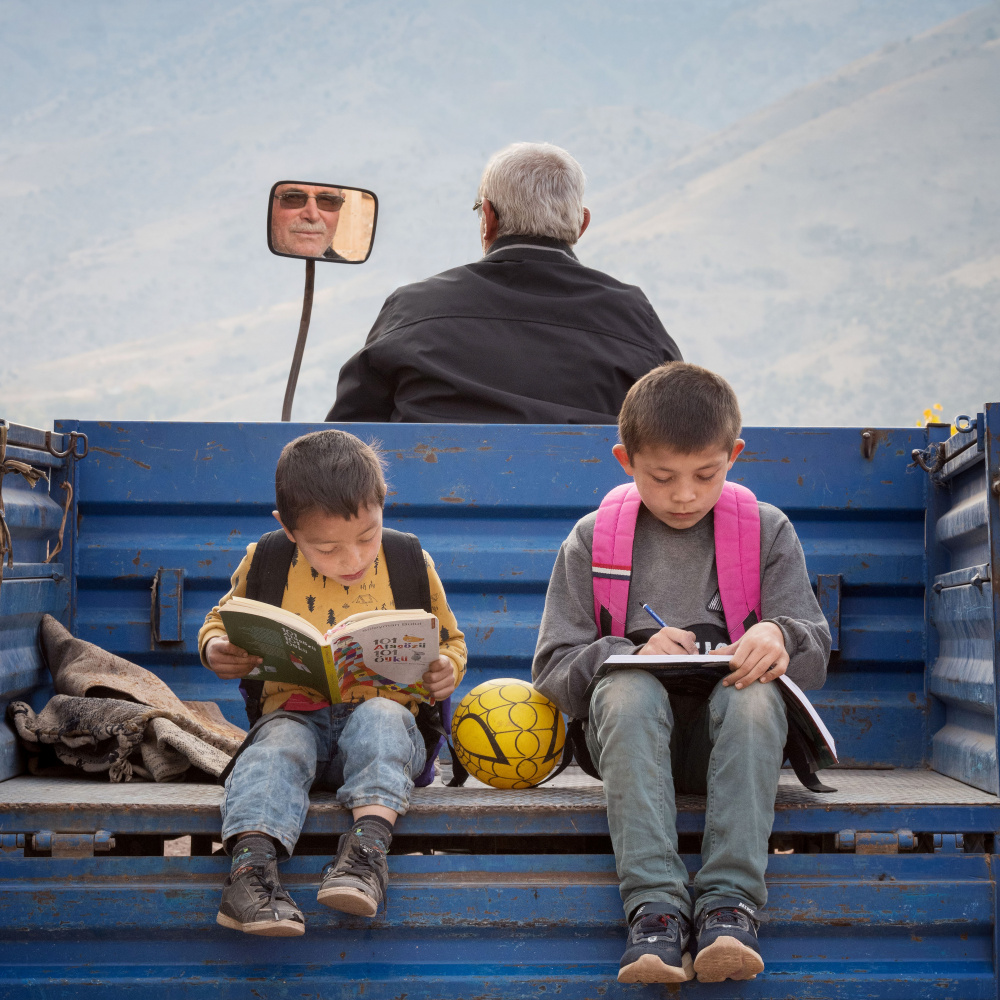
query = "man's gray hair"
xmin=477 ymin=142 xmax=586 ymax=245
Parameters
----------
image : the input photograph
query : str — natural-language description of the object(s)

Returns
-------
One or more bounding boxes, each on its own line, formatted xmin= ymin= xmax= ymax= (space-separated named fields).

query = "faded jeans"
xmin=221 ymin=698 xmax=426 ymax=858
xmin=586 ymin=669 xmax=787 ymax=921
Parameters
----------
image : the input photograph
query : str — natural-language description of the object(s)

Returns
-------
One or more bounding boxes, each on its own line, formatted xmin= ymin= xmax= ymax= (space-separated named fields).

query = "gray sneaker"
xmin=216 ymin=856 xmax=305 ymax=937
xmin=317 ymin=830 xmax=388 ymax=917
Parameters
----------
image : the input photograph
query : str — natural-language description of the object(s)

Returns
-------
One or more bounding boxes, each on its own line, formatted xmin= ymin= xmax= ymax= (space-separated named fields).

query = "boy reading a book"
xmin=532 ymin=363 xmax=830 ymax=984
xmin=199 ymin=430 xmax=467 ymax=936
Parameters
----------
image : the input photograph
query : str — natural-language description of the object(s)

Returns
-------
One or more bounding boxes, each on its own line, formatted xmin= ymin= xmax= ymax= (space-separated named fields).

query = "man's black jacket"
xmin=327 ymin=235 xmax=682 ymax=424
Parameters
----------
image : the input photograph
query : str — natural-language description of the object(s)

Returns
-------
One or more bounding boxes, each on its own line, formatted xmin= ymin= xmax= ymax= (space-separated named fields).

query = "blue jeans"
xmin=586 ymin=669 xmax=787 ymax=921
xmin=221 ymin=698 xmax=426 ymax=858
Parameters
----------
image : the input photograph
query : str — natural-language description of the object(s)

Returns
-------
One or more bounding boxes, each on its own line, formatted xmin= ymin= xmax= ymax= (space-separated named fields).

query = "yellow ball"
xmin=451 ymin=678 xmax=566 ymax=789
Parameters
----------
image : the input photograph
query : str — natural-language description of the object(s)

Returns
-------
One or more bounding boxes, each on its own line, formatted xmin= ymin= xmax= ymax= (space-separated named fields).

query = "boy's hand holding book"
xmin=712 ymin=622 xmax=788 ymax=690
xmin=205 ymin=637 xmax=263 ymax=680
xmin=422 ymin=656 xmax=458 ymax=701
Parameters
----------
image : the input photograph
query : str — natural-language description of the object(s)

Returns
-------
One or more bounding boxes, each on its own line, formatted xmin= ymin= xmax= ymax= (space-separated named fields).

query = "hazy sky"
xmin=0 ymin=0 xmax=992 ymax=429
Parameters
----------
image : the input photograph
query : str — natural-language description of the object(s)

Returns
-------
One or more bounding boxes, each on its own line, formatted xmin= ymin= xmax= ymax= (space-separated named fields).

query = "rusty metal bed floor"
xmin=2 ymin=767 xmax=998 ymax=838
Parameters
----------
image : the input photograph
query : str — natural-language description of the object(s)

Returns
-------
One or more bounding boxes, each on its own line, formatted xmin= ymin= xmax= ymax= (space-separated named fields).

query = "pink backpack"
xmin=591 ymin=481 xmax=762 ymax=640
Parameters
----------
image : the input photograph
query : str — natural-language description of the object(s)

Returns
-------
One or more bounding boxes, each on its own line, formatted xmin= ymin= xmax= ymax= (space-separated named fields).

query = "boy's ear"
xmin=272 ymin=510 xmax=296 ymax=543
xmin=611 ymin=443 xmax=635 ymax=477
xmin=728 ymin=439 xmax=746 ymax=468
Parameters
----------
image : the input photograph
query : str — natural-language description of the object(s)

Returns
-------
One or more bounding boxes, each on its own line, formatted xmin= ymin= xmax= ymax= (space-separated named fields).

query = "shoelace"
xmin=634 ymin=912 xmax=681 ymax=943
xmin=703 ymin=907 xmax=754 ymax=932
xmin=324 ymin=842 xmax=386 ymax=889
xmin=235 ymin=863 xmax=295 ymax=916
xmin=323 ymin=837 xmax=390 ymax=916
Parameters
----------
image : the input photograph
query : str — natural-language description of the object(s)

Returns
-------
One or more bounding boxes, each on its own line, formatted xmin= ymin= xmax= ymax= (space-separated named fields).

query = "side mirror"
xmin=267 ymin=181 xmax=378 ymax=263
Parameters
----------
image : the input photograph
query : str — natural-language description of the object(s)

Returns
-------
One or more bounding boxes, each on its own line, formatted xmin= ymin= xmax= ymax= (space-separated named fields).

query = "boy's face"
xmin=612 ymin=439 xmax=745 ymax=530
xmin=274 ymin=504 xmax=383 ymax=585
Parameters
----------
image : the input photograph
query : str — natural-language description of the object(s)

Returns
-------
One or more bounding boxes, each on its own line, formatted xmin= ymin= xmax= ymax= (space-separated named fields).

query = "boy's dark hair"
xmin=275 ymin=430 xmax=387 ymax=529
xmin=618 ymin=362 xmax=742 ymax=457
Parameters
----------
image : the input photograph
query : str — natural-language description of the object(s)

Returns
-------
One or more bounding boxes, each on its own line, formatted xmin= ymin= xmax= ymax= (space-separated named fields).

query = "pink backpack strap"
xmin=591 ymin=483 xmax=642 ymax=637
xmin=714 ymin=481 xmax=762 ymax=641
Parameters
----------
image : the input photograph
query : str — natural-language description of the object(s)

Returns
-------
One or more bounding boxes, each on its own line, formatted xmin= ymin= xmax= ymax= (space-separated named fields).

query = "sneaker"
xmin=693 ymin=898 xmax=764 ymax=982
xmin=216 ymin=855 xmax=305 ymax=937
xmin=316 ymin=830 xmax=388 ymax=917
xmin=617 ymin=903 xmax=694 ymax=984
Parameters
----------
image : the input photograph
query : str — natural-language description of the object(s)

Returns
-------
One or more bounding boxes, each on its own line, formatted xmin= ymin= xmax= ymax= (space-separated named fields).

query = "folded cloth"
xmin=7 ymin=615 xmax=246 ymax=782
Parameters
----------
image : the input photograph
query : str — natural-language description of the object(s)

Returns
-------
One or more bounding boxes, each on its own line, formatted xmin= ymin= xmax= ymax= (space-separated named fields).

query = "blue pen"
xmin=642 ymin=603 xmax=668 ymax=629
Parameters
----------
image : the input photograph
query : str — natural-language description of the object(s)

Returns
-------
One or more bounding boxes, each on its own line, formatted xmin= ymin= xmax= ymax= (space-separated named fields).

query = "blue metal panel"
xmin=0 ymin=422 xmax=75 ymax=780
xmin=927 ymin=407 xmax=1000 ymax=793
xmin=51 ymin=420 xmax=937 ymax=771
xmin=0 ymin=853 xmax=994 ymax=998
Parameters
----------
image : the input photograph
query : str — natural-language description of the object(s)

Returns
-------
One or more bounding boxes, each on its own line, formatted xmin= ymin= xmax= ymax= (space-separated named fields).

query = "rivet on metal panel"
xmin=861 ymin=430 xmax=876 ymax=460
xmin=992 ymin=474 xmax=1000 ymax=499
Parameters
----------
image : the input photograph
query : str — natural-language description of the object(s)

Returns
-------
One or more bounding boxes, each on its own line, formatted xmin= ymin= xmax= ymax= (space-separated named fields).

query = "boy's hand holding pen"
xmin=636 ymin=603 xmax=698 ymax=656
xmin=639 ymin=601 xmax=789 ymax=689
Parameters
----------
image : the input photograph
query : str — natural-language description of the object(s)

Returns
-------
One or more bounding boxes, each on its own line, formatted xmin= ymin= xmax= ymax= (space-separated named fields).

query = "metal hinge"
xmin=29 ymin=830 xmax=116 ymax=857
xmin=835 ymin=829 xmax=915 ymax=854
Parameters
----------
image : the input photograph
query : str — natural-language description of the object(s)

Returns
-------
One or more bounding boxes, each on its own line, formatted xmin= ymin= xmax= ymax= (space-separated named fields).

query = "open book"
xmin=595 ymin=654 xmax=838 ymax=772
xmin=219 ymin=597 xmax=439 ymax=703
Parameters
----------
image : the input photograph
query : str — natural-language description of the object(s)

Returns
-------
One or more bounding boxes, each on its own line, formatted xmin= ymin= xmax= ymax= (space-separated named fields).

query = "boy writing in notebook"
xmin=200 ymin=430 xmax=467 ymax=936
xmin=532 ymin=363 xmax=830 ymax=983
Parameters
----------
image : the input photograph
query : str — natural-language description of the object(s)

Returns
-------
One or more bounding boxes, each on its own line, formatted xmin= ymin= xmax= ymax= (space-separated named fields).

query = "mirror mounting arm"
xmin=281 ymin=258 xmax=315 ymax=421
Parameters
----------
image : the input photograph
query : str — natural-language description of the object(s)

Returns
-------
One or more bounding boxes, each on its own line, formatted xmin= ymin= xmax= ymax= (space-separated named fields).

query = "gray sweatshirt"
xmin=532 ymin=502 xmax=831 ymax=720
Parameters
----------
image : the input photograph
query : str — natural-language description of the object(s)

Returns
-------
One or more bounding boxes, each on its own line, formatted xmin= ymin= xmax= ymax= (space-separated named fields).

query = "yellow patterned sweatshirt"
xmin=199 ymin=540 xmax=467 ymax=717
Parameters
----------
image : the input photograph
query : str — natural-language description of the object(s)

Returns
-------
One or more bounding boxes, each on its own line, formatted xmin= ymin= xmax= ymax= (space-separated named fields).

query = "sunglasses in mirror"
xmin=276 ymin=192 xmax=346 ymax=212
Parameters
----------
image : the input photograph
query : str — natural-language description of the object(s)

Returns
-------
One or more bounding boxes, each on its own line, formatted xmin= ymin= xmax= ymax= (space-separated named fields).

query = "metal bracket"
xmin=31 ymin=830 xmax=116 ymax=857
xmin=932 ymin=564 xmax=990 ymax=594
xmin=151 ymin=568 xmax=186 ymax=643
xmin=817 ymin=574 xmax=842 ymax=651
xmin=835 ymin=829 xmax=915 ymax=854
xmin=933 ymin=833 xmax=965 ymax=854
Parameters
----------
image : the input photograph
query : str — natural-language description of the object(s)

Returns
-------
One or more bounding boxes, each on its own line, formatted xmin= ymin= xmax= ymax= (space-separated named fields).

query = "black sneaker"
xmin=617 ymin=903 xmax=694 ymax=984
xmin=316 ymin=830 xmax=388 ymax=917
xmin=693 ymin=897 xmax=764 ymax=982
xmin=216 ymin=856 xmax=305 ymax=937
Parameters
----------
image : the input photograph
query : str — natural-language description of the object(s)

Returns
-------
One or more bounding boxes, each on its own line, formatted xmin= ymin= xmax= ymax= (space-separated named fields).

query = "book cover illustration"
xmin=331 ymin=621 xmax=436 ymax=702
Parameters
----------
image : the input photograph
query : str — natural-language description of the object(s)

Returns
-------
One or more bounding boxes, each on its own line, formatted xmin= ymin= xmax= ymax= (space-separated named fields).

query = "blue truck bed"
xmin=1 ymin=413 xmax=998 ymax=998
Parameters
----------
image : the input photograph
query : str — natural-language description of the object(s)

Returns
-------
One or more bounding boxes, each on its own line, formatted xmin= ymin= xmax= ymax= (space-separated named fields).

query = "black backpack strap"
xmin=381 ymin=528 xmax=433 ymax=613
xmin=784 ymin=726 xmax=836 ymax=793
xmin=238 ymin=529 xmax=297 ymax=726
xmin=381 ymin=527 xmax=451 ymax=771
xmin=535 ymin=717 xmax=601 ymax=786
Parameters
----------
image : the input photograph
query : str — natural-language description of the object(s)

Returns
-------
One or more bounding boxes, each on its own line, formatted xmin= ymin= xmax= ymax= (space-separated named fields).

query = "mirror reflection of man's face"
xmin=271 ymin=184 xmax=344 ymax=257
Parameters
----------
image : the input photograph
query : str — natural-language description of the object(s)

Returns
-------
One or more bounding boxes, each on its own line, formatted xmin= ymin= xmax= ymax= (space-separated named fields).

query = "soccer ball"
xmin=451 ymin=678 xmax=566 ymax=789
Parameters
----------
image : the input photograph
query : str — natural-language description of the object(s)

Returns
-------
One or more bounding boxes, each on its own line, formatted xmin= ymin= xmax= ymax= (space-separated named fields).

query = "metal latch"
xmin=30 ymin=830 xmax=116 ymax=857
xmin=835 ymin=829 xmax=915 ymax=854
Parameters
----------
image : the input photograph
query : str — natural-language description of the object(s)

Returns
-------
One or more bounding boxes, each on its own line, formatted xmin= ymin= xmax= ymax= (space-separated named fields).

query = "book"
xmin=594 ymin=655 xmax=838 ymax=770
xmin=218 ymin=597 xmax=440 ymax=703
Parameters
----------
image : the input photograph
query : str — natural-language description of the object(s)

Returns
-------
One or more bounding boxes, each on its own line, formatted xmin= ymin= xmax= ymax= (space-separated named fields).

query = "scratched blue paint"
xmin=0 ymin=414 xmax=995 ymax=998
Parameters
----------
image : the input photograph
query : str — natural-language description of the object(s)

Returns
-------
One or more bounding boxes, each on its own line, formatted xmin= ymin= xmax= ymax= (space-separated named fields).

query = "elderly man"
xmin=327 ymin=143 xmax=680 ymax=423
xmin=271 ymin=183 xmax=347 ymax=260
